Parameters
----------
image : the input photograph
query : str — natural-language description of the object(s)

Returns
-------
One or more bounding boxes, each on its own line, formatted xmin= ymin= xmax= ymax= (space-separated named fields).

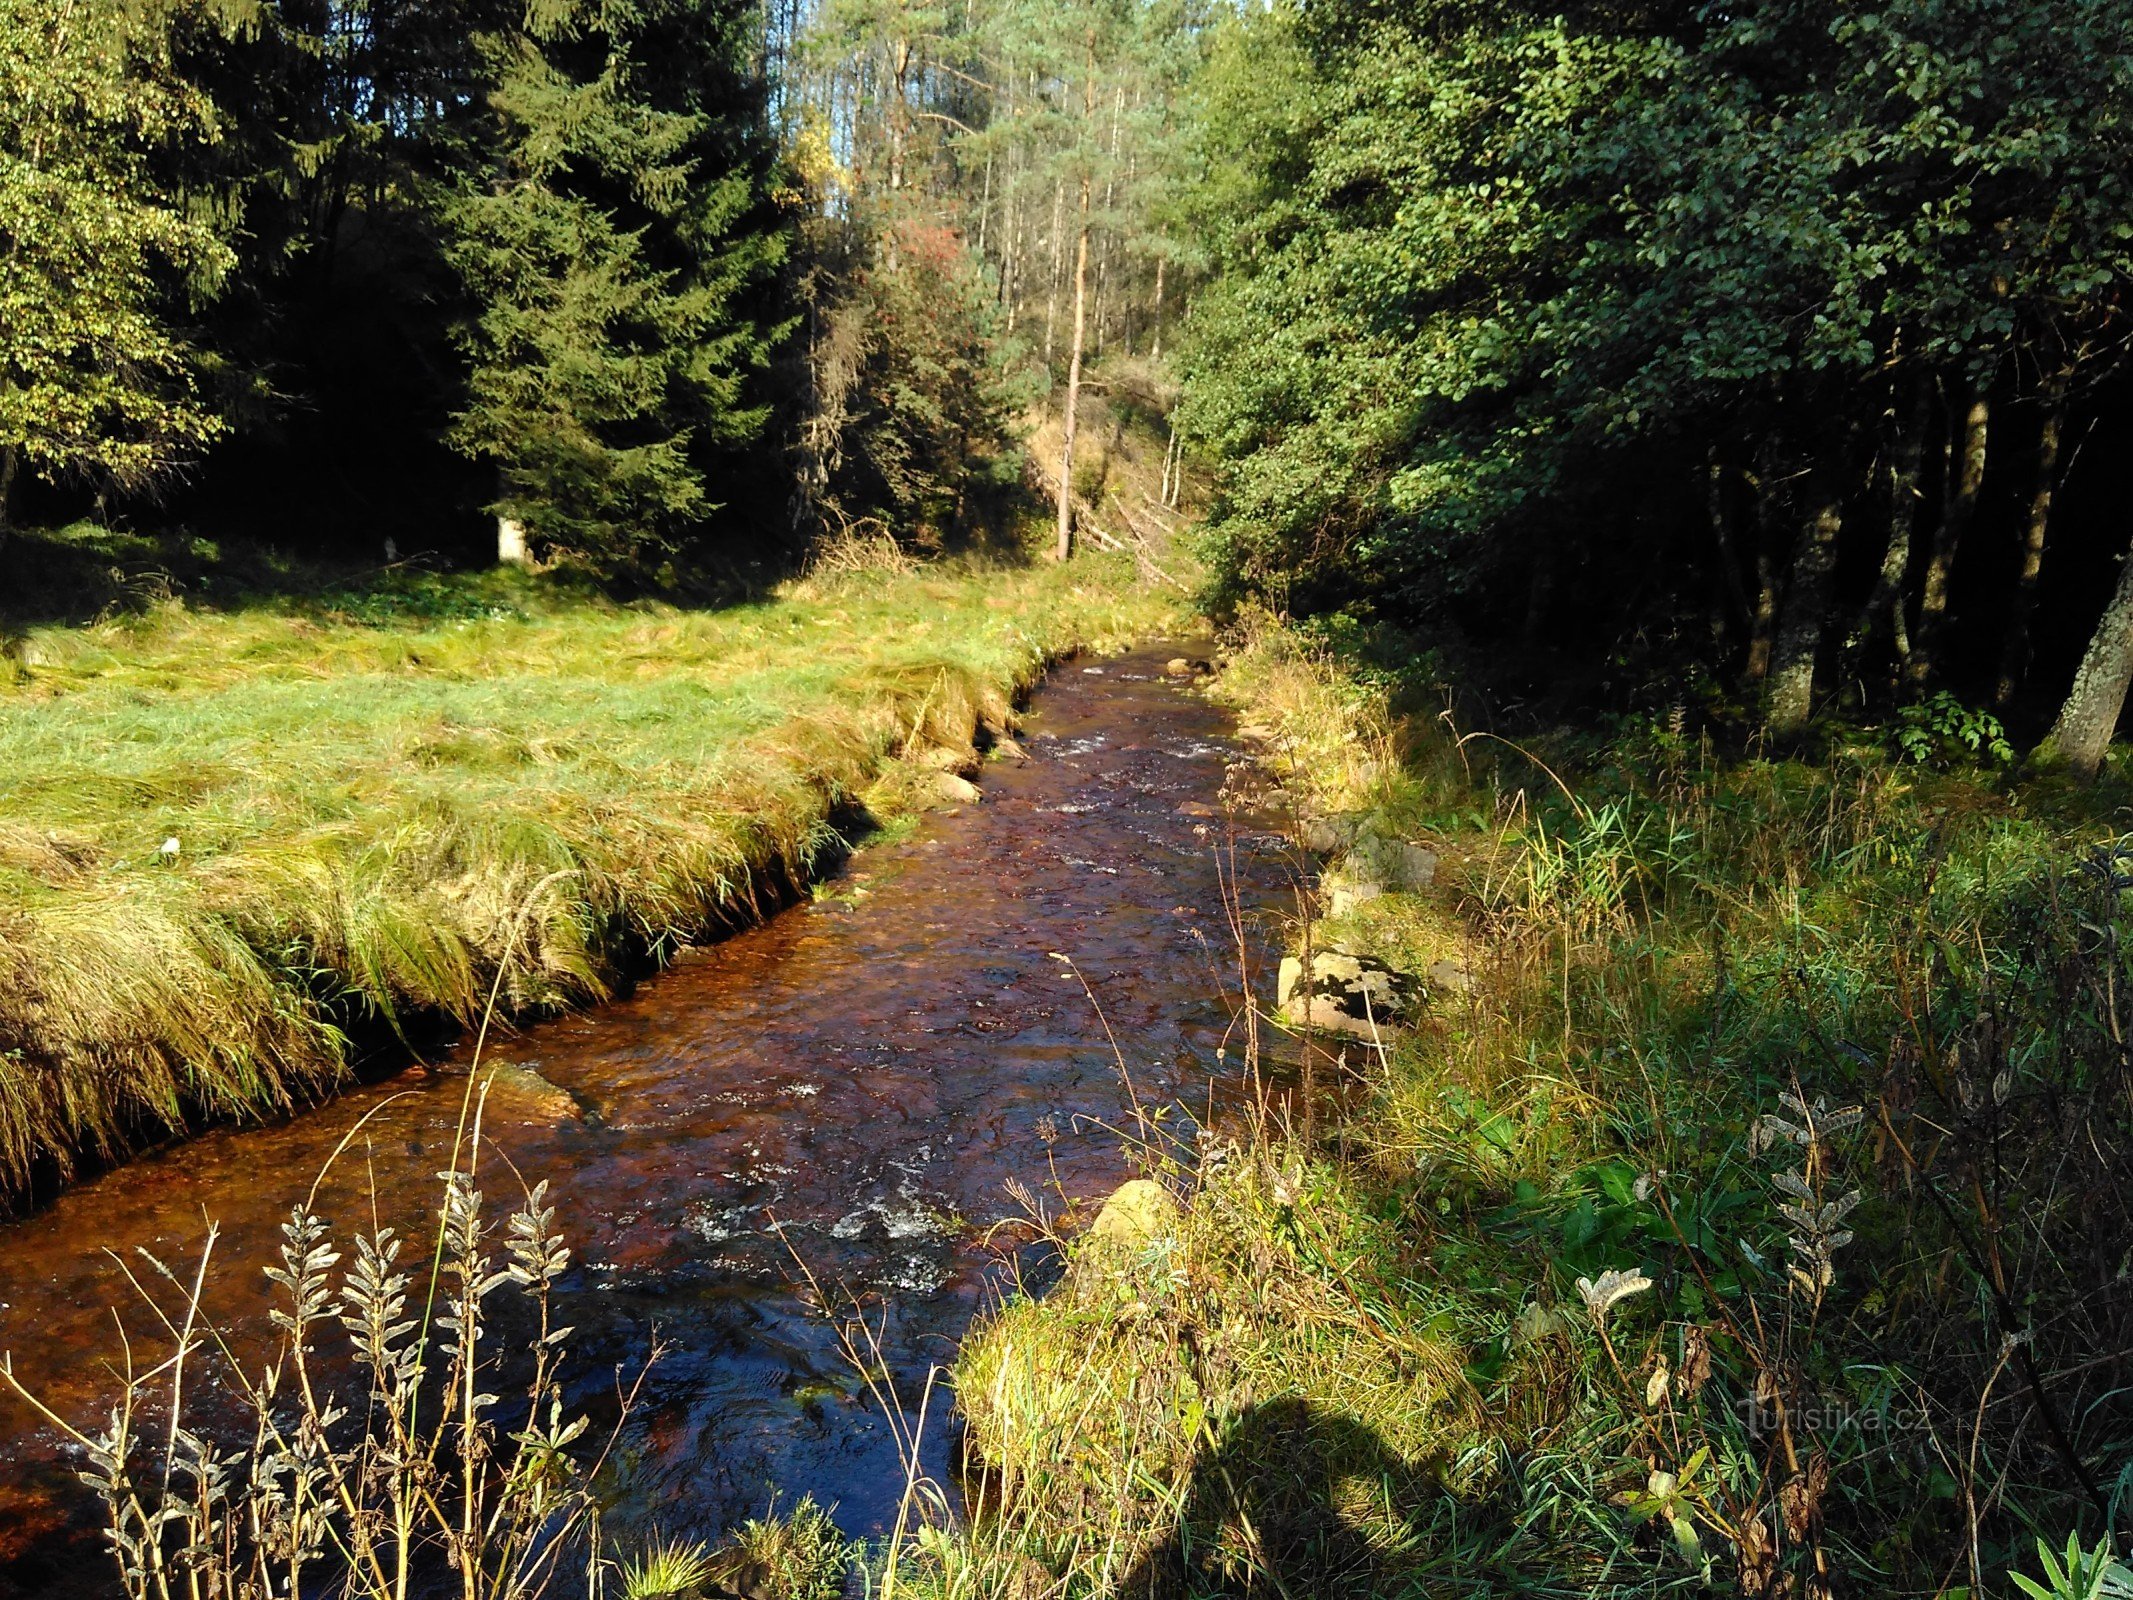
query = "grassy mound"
xmin=0 ymin=556 xmax=1175 ymax=1202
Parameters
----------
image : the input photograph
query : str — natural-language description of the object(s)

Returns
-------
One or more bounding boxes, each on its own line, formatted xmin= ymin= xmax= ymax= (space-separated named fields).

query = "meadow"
xmin=0 ymin=553 xmax=1174 ymax=1203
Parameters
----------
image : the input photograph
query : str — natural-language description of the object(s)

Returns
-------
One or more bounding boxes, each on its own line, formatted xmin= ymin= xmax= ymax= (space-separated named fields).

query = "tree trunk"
xmin=1851 ymin=379 xmax=1929 ymax=679
xmin=1521 ymin=537 xmax=1556 ymax=651
xmin=498 ymin=515 xmax=530 ymax=566
xmin=1744 ymin=443 xmax=1784 ymax=684
xmin=0 ymin=445 xmax=18 ymax=551
xmin=1042 ymin=177 xmax=1064 ymax=366
xmin=1055 ymin=66 xmax=1095 ymax=564
xmin=1994 ymin=372 xmax=2070 ymax=708
xmin=1748 ymin=549 xmax=1779 ymax=683
xmin=1151 ymin=253 xmax=1166 ymax=358
xmin=1765 ymin=484 xmax=1844 ymax=736
xmin=1908 ymin=384 xmax=1989 ymax=691
xmin=1706 ymin=447 xmax=1749 ymax=650
xmin=2039 ymin=527 xmax=2133 ymax=777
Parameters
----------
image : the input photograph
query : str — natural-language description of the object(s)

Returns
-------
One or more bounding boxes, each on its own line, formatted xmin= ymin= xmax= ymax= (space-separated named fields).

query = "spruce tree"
xmin=0 ymin=0 xmax=231 ymax=534
xmin=444 ymin=0 xmax=789 ymax=578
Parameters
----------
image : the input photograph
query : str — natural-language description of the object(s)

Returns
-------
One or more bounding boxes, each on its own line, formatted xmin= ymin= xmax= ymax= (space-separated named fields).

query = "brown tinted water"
xmin=0 ymin=646 xmax=1295 ymax=1595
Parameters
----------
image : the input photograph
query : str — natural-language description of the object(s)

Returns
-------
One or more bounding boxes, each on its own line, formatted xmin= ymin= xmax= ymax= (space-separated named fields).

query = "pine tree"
xmin=444 ymin=0 xmax=789 ymax=578
xmin=0 ymin=0 xmax=231 ymax=534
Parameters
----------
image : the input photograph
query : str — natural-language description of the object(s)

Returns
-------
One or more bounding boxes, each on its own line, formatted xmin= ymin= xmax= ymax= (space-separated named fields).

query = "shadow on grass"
xmin=1123 ymin=1398 xmax=1421 ymax=1600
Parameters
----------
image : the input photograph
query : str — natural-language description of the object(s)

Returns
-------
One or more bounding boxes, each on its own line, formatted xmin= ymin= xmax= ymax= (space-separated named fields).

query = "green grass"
xmin=0 ymin=554 xmax=1176 ymax=1201
xmin=930 ymin=615 xmax=2133 ymax=1598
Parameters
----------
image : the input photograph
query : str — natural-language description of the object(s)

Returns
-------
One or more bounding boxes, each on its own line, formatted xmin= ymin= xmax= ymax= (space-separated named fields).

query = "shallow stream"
xmin=0 ymin=646 xmax=1294 ymax=1596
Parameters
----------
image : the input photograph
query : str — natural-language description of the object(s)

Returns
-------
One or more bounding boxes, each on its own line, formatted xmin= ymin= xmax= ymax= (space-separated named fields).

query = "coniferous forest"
xmin=7 ymin=2 xmax=2133 ymax=1598
xmin=9 ymin=0 xmax=2133 ymax=755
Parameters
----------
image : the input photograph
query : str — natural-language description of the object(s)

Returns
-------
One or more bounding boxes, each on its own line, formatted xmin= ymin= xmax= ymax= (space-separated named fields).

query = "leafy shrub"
xmin=1891 ymin=691 xmax=2015 ymax=768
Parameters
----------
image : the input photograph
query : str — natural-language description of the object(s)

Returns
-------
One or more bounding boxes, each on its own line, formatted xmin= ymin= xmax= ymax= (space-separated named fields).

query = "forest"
xmin=6 ymin=0 xmax=2133 ymax=1597
xmin=9 ymin=0 xmax=2133 ymax=764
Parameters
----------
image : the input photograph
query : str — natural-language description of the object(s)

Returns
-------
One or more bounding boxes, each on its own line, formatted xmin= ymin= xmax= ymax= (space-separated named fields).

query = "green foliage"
xmin=619 ymin=1536 xmax=716 ymax=1600
xmin=1175 ymin=0 xmax=2133 ymax=747
xmin=0 ymin=0 xmax=232 ymax=512
xmin=2012 ymin=1534 xmax=2133 ymax=1600
xmin=1892 ymin=691 xmax=2015 ymax=768
xmin=939 ymin=619 xmax=2133 ymax=1596
xmin=704 ymin=1495 xmax=848 ymax=1600
xmin=813 ymin=220 xmax=1024 ymax=539
xmin=443 ymin=0 xmax=789 ymax=577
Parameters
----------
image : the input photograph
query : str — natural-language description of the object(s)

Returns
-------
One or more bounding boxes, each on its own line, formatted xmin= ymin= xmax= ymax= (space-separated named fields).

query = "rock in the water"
xmin=1276 ymin=950 xmax=1417 ymax=1040
xmin=472 ymin=1062 xmax=586 ymax=1124
xmin=991 ymin=736 xmax=1028 ymax=761
xmin=929 ymin=770 xmax=981 ymax=804
xmin=1175 ymin=800 xmax=1217 ymax=818
xmin=1163 ymin=656 xmax=1213 ymax=679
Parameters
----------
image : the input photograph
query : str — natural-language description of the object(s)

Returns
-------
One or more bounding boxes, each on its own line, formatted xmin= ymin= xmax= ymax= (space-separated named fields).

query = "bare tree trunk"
xmin=1850 ymin=378 xmax=1929 ymax=679
xmin=1055 ymin=64 xmax=1095 ymax=564
xmin=1744 ymin=443 xmax=1783 ymax=684
xmin=1151 ymin=253 xmax=1166 ymax=358
xmin=0 ymin=445 xmax=18 ymax=552
xmin=1042 ymin=176 xmax=1064 ymax=366
xmin=1706 ymin=447 xmax=1749 ymax=650
xmin=1995 ymin=371 xmax=2070 ymax=708
xmin=2040 ymin=527 xmax=2133 ymax=777
xmin=1766 ymin=482 xmax=1844 ymax=736
xmin=886 ymin=37 xmax=912 ymax=195
xmin=1908 ymin=383 xmax=1989 ymax=691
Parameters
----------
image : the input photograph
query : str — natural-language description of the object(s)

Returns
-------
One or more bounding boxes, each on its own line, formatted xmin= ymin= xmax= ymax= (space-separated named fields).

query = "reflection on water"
xmin=0 ymin=647 xmax=1294 ymax=1596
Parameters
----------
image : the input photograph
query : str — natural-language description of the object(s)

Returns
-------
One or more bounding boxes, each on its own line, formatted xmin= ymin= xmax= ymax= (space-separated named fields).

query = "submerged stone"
xmin=929 ymin=770 xmax=982 ymax=804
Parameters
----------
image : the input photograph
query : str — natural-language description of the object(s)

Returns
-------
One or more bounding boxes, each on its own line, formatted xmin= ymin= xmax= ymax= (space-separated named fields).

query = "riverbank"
xmin=0 ymin=554 xmax=1177 ymax=1205
xmin=927 ymin=617 xmax=2133 ymax=1597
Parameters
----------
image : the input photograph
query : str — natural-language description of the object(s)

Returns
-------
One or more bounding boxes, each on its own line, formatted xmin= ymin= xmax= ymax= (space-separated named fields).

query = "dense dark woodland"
xmin=8 ymin=0 xmax=2133 ymax=769
xmin=10 ymin=3 xmax=2133 ymax=1598
xmin=1176 ymin=0 xmax=2133 ymax=774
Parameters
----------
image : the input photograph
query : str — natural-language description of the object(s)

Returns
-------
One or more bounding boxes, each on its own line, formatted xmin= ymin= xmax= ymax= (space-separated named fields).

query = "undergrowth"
xmin=921 ymin=613 xmax=2133 ymax=1598
xmin=0 ymin=554 xmax=1175 ymax=1204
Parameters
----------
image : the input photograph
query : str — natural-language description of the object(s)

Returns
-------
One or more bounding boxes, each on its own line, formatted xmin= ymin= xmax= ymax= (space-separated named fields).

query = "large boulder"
xmin=1276 ymin=950 xmax=1418 ymax=1040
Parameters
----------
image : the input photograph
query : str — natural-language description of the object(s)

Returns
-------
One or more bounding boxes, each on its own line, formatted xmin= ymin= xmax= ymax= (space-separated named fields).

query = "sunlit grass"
xmin=0 ymin=555 xmax=1177 ymax=1198
xmin=930 ymin=617 xmax=2133 ymax=1597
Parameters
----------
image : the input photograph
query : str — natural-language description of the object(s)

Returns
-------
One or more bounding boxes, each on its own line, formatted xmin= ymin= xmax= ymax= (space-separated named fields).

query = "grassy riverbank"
xmin=924 ymin=620 xmax=2133 ymax=1598
xmin=0 ymin=554 xmax=1175 ymax=1202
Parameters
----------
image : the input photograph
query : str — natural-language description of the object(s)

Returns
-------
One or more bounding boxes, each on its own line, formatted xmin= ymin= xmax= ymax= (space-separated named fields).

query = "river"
xmin=0 ymin=645 xmax=1293 ymax=1596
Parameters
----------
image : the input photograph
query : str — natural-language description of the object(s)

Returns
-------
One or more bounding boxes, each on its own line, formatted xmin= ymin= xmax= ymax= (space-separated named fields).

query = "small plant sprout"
xmin=2011 ymin=1532 xmax=2133 ymax=1600
xmin=1751 ymin=1090 xmax=1864 ymax=1309
xmin=1575 ymin=1267 xmax=1654 ymax=1325
xmin=617 ymin=1535 xmax=715 ymax=1600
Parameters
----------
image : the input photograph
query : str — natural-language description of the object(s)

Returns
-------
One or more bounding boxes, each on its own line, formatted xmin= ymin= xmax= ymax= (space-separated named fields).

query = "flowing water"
xmin=0 ymin=646 xmax=1295 ymax=1596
